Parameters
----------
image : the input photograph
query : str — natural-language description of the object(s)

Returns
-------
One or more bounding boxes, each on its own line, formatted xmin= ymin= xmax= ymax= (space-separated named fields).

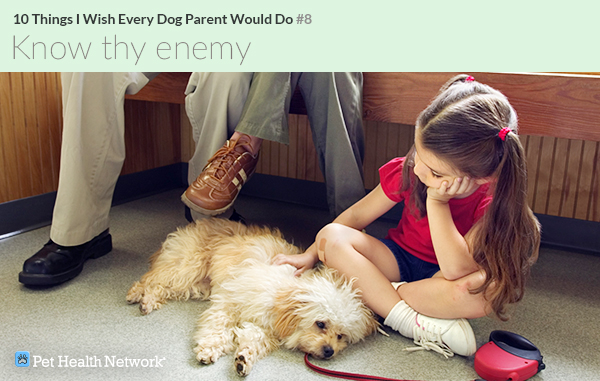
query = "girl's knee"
xmin=316 ymin=223 xmax=349 ymax=241
xmin=315 ymin=223 xmax=352 ymax=263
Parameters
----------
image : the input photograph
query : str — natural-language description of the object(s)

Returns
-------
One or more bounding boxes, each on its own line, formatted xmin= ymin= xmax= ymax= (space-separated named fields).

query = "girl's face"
xmin=413 ymin=133 xmax=463 ymax=189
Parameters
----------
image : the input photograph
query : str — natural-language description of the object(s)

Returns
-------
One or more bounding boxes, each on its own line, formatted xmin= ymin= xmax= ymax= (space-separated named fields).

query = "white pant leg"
xmin=50 ymin=72 xmax=150 ymax=246
xmin=184 ymin=72 xmax=253 ymax=219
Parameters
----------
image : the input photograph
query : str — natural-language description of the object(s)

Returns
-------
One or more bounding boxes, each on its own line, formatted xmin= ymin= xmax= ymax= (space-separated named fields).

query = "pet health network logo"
xmin=15 ymin=351 xmax=30 ymax=367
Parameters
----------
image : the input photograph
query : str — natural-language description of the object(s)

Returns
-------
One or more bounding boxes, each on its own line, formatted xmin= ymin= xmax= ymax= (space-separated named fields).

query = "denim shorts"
xmin=379 ymin=238 xmax=440 ymax=283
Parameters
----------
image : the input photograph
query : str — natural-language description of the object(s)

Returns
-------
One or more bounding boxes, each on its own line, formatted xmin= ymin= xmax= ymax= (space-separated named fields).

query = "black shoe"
xmin=186 ymin=206 xmax=246 ymax=225
xmin=18 ymin=229 xmax=112 ymax=287
xmin=229 ymin=209 xmax=247 ymax=225
xmin=184 ymin=206 xmax=193 ymax=223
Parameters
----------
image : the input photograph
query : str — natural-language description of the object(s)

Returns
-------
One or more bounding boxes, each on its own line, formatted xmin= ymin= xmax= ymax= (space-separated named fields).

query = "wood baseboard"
xmin=0 ymin=164 xmax=185 ymax=240
xmin=2 ymin=164 xmax=598 ymax=256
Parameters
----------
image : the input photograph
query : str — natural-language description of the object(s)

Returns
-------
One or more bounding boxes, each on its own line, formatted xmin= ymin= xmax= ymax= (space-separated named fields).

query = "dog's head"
xmin=272 ymin=266 xmax=378 ymax=359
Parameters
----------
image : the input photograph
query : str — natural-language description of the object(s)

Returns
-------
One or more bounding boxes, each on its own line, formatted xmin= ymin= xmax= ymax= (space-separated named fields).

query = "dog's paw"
xmin=234 ymin=354 xmax=253 ymax=376
xmin=194 ymin=346 xmax=224 ymax=365
xmin=190 ymin=279 xmax=212 ymax=301
xmin=136 ymin=291 xmax=167 ymax=315
xmin=126 ymin=282 xmax=144 ymax=304
xmin=139 ymin=302 xmax=159 ymax=315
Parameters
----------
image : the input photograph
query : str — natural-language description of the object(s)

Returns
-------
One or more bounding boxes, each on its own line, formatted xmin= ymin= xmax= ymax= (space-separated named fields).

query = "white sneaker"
xmin=408 ymin=314 xmax=476 ymax=358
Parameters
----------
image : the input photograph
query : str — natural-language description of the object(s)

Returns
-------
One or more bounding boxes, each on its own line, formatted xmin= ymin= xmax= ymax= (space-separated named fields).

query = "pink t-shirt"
xmin=379 ymin=157 xmax=493 ymax=264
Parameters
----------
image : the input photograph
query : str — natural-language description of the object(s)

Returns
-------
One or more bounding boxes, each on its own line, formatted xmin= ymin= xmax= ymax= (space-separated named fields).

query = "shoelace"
xmin=405 ymin=323 xmax=454 ymax=358
xmin=204 ymin=139 xmax=253 ymax=180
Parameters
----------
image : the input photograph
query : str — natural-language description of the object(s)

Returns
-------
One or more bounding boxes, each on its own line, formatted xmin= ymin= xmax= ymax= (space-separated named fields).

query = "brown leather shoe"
xmin=182 ymin=135 xmax=258 ymax=216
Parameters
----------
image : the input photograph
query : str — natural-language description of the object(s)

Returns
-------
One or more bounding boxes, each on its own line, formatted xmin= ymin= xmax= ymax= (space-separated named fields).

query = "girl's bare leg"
xmin=315 ymin=223 xmax=482 ymax=357
xmin=397 ymin=271 xmax=491 ymax=319
xmin=315 ymin=223 xmax=402 ymax=317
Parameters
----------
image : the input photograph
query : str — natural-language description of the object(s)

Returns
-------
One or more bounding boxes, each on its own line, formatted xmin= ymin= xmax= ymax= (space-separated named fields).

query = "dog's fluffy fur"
xmin=127 ymin=218 xmax=378 ymax=376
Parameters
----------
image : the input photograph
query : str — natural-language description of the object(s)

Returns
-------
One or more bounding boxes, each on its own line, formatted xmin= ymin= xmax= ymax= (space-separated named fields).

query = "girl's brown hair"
xmin=401 ymin=74 xmax=541 ymax=320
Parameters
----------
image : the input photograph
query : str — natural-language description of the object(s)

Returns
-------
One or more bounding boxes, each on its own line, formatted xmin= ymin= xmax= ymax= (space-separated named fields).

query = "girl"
xmin=274 ymin=74 xmax=541 ymax=357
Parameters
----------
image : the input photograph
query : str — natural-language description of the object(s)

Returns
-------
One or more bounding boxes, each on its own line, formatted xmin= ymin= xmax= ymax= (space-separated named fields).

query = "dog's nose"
xmin=322 ymin=346 xmax=334 ymax=359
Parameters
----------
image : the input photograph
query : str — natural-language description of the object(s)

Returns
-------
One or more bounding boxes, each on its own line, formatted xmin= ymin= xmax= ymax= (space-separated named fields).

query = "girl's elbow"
xmin=440 ymin=270 xmax=462 ymax=282
xmin=440 ymin=264 xmax=481 ymax=282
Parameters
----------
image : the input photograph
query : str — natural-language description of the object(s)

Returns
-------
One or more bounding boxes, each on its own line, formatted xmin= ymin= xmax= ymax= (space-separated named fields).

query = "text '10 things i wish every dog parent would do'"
xmin=11 ymin=13 xmax=313 ymax=65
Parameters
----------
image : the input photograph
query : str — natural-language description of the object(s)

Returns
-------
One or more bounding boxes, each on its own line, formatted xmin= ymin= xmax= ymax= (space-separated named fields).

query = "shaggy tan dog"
xmin=127 ymin=218 xmax=378 ymax=376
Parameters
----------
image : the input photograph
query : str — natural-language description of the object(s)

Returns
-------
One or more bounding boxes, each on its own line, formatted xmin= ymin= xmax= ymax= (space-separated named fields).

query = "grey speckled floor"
xmin=1 ymin=189 xmax=599 ymax=381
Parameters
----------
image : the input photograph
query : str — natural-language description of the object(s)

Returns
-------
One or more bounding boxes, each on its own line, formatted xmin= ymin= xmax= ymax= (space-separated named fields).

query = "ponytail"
xmin=407 ymin=75 xmax=541 ymax=320
xmin=471 ymin=132 xmax=541 ymax=320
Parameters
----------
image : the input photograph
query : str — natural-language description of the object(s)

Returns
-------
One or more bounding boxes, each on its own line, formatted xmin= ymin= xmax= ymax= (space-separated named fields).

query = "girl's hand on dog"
xmin=273 ymin=249 xmax=319 ymax=276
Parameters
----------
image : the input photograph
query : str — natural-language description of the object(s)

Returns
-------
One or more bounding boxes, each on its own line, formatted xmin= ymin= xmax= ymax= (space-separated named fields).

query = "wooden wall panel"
xmin=253 ymin=117 xmax=600 ymax=222
xmin=361 ymin=120 xmax=415 ymax=189
xmin=44 ymin=72 xmax=63 ymax=192
xmin=256 ymin=114 xmax=325 ymax=183
xmin=0 ymin=83 xmax=6 ymax=203
xmin=0 ymin=72 xmax=63 ymax=204
xmin=561 ymin=139 xmax=583 ymax=218
xmin=545 ymin=138 xmax=568 ymax=217
xmin=363 ymin=72 xmax=600 ymax=142
xmin=33 ymin=72 xmax=61 ymax=193
xmin=286 ymin=114 xmax=299 ymax=178
xmin=2 ymin=74 xmax=599 ymax=223
xmin=0 ymin=72 xmax=19 ymax=203
xmin=120 ymin=100 xmax=181 ymax=175
xmin=0 ymin=74 xmax=181 ymax=204
xmin=575 ymin=141 xmax=599 ymax=220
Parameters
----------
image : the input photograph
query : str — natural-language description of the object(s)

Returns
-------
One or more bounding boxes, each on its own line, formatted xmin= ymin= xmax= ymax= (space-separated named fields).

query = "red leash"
xmin=304 ymin=353 xmax=419 ymax=381
xmin=304 ymin=354 xmax=479 ymax=381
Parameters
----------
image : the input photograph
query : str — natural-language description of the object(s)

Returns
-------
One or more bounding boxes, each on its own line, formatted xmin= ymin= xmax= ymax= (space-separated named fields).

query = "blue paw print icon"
xmin=16 ymin=351 xmax=30 ymax=367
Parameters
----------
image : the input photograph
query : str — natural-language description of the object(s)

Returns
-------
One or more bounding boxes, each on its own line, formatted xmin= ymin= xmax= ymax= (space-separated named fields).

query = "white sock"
xmin=391 ymin=281 xmax=406 ymax=290
xmin=383 ymin=300 xmax=417 ymax=339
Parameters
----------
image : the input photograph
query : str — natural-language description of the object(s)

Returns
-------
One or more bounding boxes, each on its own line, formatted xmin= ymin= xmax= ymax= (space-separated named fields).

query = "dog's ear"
xmin=271 ymin=288 xmax=306 ymax=339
